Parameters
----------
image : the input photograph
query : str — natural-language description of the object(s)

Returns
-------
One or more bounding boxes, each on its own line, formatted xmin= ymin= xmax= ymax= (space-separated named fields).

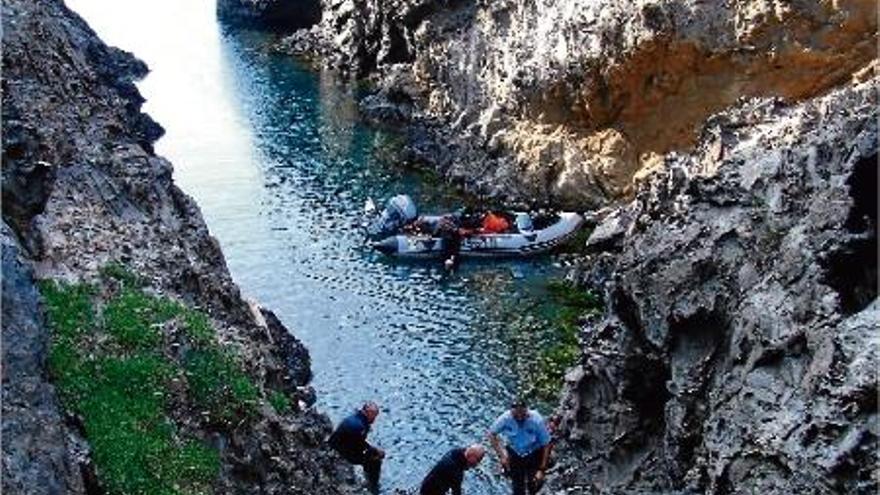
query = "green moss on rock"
xmin=39 ymin=265 xmax=267 ymax=495
xmin=528 ymin=279 xmax=602 ymax=404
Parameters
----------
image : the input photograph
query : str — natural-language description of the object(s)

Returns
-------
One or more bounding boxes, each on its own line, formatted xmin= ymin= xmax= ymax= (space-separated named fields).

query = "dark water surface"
xmin=68 ymin=2 xmax=572 ymax=493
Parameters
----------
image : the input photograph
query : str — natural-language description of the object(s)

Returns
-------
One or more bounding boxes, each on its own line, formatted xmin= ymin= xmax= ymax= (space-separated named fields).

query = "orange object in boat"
xmin=481 ymin=212 xmax=510 ymax=233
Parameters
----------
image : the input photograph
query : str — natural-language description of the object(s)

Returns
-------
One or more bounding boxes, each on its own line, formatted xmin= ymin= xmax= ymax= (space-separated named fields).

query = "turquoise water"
xmin=68 ymin=2 xmax=574 ymax=493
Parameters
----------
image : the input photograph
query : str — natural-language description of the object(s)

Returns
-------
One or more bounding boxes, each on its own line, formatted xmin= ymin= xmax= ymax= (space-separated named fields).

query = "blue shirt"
xmin=490 ymin=409 xmax=550 ymax=457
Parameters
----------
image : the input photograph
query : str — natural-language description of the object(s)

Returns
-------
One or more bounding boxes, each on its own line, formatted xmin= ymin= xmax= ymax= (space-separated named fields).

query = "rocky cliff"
xmin=2 ymin=224 xmax=87 ymax=494
xmin=267 ymin=0 xmax=876 ymax=208
xmin=550 ymin=76 xmax=878 ymax=494
xmin=1 ymin=0 xmax=358 ymax=493
xmin=217 ymin=0 xmax=879 ymax=493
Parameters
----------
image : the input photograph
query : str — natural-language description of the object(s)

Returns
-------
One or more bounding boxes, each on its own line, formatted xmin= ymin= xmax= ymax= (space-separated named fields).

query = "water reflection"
xmin=318 ymin=68 xmax=361 ymax=159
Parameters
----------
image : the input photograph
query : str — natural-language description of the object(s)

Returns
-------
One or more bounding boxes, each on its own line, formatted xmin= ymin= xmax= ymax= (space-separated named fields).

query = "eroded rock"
xmin=548 ymin=77 xmax=878 ymax=494
xmin=273 ymin=0 xmax=878 ymax=207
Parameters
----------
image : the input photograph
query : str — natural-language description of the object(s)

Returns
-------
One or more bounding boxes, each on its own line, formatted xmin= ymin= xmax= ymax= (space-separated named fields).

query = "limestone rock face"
xmin=2 ymin=0 xmax=358 ymax=493
xmin=276 ymin=0 xmax=877 ymax=207
xmin=549 ymin=79 xmax=878 ymax=494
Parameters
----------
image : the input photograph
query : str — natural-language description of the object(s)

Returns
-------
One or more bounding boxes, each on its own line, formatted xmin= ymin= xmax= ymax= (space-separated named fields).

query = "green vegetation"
xmin=101 ymin=261 xmax=145 ymax=288
xmin=77 ymin=354 xmax=218 ymax=495
xmin=268 ymin=391 xmax=293 ymax=415
xmin=495 ymin=277 xmax=602 ymax=407
xmin=544 ymin=279 xmax=603 ymax=320
xmin=39 ymin=264 xmax=270 ymax=495
xmin=185 ymin=347 xmax=259 ymax=423
xmin=102 ymin=288 xmax=167 ymax=350
xmin=181 ymin=310 xmax=214 ymax=347
xmin=559 ymin=225 xmax=593 ymax=254
xmin=41 ymin=282 xmax=97 ymax=404
xmin=529 ymin=280 xmax=602 ymax=402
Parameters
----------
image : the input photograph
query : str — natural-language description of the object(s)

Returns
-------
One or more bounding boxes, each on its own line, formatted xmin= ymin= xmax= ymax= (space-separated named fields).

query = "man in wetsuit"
xmin=436 ymin=214 xmax=463 ymax=270
xmin=328 ymin=401 xmax=385 ymax=493
xmin=488 ymin=400 xmax=551 ymax=495
xmin=420 ymin=444 xmax=486 ymax=495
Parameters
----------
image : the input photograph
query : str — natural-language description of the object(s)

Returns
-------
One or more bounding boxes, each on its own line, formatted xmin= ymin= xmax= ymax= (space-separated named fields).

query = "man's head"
xmin=464 ymin=444 xmax=486 ymax=468
xmin=361 ymin=401 xmax=380 ymax=423
xmin=510 ymin=399 xmax=529 ymax=422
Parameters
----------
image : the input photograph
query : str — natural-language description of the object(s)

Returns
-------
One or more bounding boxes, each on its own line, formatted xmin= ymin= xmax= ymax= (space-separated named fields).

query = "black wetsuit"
xmin=436 ymin=215 xmax=462 ymax=264
xmin=420 ymin=448 xmax=469 ymax=495
xmin=328 ymin=411 xmax=382 ymax=489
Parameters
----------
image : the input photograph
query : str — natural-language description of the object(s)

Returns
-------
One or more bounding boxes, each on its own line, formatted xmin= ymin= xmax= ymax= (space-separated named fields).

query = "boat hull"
xmin=372 ymin=212 xmax=584 ymax=258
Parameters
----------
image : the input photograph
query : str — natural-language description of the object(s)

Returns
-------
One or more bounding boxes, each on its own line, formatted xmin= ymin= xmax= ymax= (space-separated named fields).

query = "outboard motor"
xmin=365 ymin=194 xmax=418 ymax=240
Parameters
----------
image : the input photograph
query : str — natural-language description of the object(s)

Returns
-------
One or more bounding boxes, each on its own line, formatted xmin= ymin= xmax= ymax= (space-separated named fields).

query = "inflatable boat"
xmin=365 ymin=195 xmax=584 ymax=259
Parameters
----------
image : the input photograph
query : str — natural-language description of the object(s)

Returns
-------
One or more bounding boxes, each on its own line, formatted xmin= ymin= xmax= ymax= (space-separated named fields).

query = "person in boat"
xmin=328 ymin=401 xmax=385 ymax=493
xmin=488 ymin=399 xmax=551 ymax=495
xmin=436 ymin=214 xmax=463 ymax=270
xmin=439 ymin=210 xmax=514 ymax=269
xmin=419 ymin=444 xmax=486 ymax=495
xmin=456 ymin=210 xmax=513 ymax=236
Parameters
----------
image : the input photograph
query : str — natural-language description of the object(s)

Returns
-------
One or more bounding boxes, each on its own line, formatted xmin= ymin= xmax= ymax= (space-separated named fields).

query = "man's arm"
xmin=327 ymin=425 xmax=340 ymax=449
xmin=362 ymin=428 xmax=385 ymax=459
xmin=365 ymin=443 xmax=385 ymax=459
xmin=488 ymin=432 xmax=508 ymax=471
xmin=532 ymin=443 xmax=550 ymax=484
xmin=534 ymin=416 xmax=552 ymax=480
xmin=451 ymin=469 xmax=463 ymax=495
xmin=349 ymin=421 xmax=381 ymax=459
xmin=489 ymin=413 xmax=511 ymax=472
xmin=538 ymin=443 xmax=550 ymax=472
xmin=361 ymin=429 xmax=385 ymax=459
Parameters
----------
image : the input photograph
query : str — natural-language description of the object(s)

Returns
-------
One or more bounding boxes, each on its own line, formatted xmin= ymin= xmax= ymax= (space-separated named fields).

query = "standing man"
xmin=420 ymin=444 xmax=486 ymax=495
xmin=488 ymin=400 xmax=551 ymax=495
xmin=328 ymin=401 xmax=385 ymax=493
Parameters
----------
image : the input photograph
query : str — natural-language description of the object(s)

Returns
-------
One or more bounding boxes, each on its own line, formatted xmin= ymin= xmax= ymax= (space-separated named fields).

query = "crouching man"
xmin=420 ymin=444 xmax=486 ymax=495
xmin=329 ymin=401 xmax=385 ymax=493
